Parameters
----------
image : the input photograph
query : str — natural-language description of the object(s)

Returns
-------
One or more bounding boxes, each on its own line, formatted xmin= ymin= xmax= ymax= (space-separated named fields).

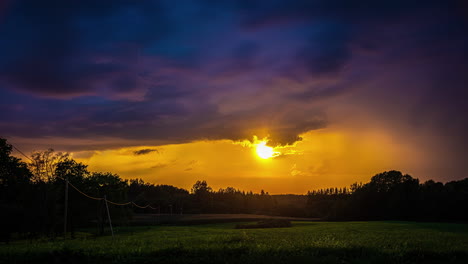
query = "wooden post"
xmin=63 ymin=177 xmax=68 ymax=237
xmin=104 ymin=195 xmax=114 ymax=238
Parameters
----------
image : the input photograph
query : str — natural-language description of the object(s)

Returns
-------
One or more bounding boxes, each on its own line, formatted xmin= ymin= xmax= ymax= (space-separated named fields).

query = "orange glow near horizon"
xmin=61 ymin=127 xmax=431 ymax=194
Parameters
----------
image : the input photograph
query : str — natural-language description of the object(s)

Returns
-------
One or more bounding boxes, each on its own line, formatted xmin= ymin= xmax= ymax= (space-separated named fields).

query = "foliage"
xmin=306 ymin=170 xmax=468 ymax=221
xmin=1 ymin=136 xmax=468 ymax=242
xmin=0 ymin=139 xmax=33 ymax=243
xmin=0 ymin=138 xmax=32 ymax=197
xmin=128 ymin=179 xmax=189 ymax=214
xmin=29 ymin=149 xmax=69 ymax=182
xmin=191 ymin=180 xmax=212 ymax=194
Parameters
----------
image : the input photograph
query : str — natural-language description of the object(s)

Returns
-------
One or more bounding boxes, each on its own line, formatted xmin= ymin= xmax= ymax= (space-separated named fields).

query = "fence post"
xmin=104 ymin=195 xmax=114 ymax=238
xmin=63 ymin=177 xmax=69 ymax=237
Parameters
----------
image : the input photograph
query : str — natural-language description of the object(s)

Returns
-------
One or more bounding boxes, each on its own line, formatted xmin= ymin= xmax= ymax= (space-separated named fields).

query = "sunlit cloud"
xmin=1 ymin=0 xmax=467 ymax=193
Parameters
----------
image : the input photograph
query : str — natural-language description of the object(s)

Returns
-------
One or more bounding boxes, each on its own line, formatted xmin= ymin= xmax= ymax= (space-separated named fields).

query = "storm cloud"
xmin=0 ymin=0 xmax=467 ymax=165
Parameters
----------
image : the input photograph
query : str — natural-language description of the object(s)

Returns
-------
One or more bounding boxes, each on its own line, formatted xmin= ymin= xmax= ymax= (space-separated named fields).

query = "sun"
xmin=256 ymin=141 xmax=274 ymax=159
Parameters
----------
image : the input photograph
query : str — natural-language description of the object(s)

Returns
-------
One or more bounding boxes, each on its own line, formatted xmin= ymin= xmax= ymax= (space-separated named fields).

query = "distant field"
xmin=1 ymin=221 xmax=468 ymax=263
xmin=132 ymin=213 xmax=319 ymax=225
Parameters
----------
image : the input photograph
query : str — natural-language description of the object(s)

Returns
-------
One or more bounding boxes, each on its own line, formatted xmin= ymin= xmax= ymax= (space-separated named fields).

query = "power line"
xmin=3 ymin=137 xmax=160 ymax=238
xmin=2 ymin=137 xmax=34 ymax=162
xmin=67 ymin=181 xmax=103 ymax=201
xmin=107 ymin=200 xmax=132 ymax=206
xmin=64 ymin=177 xmax=157 ymax=209
xmin=3 ymin=138 xmax=158 ymax=210
xmin=12 ymin=145 xmax=34 ymax=162
xmin=131 ymin=202 xmax=149 ymax=209
xmin=131 ymin=202 xmax=158 ymax=210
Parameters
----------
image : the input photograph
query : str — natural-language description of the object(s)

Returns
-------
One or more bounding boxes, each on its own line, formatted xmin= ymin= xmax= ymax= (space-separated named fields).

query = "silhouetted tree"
xmin=2 ymin=137 xmax=468 ymax=242
xmin=0 ymin=138 xmax=33 ymax=243
xmin=29 ymin=149 xmax=69 ymax=182
xmin=191 ymin=180 xmax=213 ymax=213
xmin=128 ymin=179 xmax=189 ymax=214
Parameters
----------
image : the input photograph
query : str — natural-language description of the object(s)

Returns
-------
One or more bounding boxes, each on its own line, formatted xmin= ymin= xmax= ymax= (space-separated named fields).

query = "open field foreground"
xmin=1 ymin=221 xmax=468 ymax=264
xmin=131 ymin=213 xmax=320 ymax=225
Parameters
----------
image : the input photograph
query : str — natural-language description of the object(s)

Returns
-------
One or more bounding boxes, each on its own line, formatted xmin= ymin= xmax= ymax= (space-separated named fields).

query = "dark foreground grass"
xmin=235 ymin=219 xmax=292 ymax=229
xmin=1 ymin=221 xmax=468 ymax=264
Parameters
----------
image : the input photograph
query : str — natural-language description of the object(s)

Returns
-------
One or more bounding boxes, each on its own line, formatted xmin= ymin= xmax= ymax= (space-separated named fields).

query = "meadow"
xmin=1 ymin=221 xmax=468 ymax=264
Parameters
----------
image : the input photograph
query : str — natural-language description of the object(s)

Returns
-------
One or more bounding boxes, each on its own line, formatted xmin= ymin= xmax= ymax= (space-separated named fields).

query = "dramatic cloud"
xmin=0 ymin=0 xmax=467 ymax=181
xmin=134 ymin=148 xmax=159 ymax=155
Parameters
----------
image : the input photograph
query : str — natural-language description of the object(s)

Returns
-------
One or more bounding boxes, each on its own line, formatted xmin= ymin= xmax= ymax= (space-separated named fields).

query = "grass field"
xmin=131 ymin=213 xmax=319 ymax=225
xmin=1 ymin=221 xmax=468 ymax=263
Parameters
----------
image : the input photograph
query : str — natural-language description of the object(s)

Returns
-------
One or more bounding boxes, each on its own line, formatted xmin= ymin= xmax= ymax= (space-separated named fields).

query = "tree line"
xmin=306 ymin=170 xmax=468 ymax=221
xmin=1 ymin=137 xmax=467 ymax=242
xmin=0 ymin=138 xmax=277 ymax=242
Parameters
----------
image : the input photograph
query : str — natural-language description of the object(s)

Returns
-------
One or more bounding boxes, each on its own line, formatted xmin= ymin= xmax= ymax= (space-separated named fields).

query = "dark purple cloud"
xmin=0 ymin=0 xmax=467 ymax=179
xmin=0 ymin=0 xmax=168 ymax=98
xmin=134 ymin=148 xmax=159 ymax=155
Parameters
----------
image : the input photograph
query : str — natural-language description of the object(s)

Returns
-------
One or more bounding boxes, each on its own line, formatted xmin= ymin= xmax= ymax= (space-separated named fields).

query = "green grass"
xmin=1 ymin=221 xmax=468 ymax=263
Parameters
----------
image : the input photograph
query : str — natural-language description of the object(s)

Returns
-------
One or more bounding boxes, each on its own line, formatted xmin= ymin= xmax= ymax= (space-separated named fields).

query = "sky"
xmin=0 ymin=0 xmax=467 ymax=193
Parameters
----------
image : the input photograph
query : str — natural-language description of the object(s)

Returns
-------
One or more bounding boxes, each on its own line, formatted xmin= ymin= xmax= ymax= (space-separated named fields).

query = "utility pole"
xmin=63 ymin=177 xmax=69 ymax=237
xmin=104 ymin=195 xmax=114 ymax=238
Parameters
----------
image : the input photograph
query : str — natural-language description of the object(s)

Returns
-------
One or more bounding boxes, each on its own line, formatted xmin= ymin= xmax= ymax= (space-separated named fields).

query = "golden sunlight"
xmin=256 ymin=141 xmax=274 ymax=159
